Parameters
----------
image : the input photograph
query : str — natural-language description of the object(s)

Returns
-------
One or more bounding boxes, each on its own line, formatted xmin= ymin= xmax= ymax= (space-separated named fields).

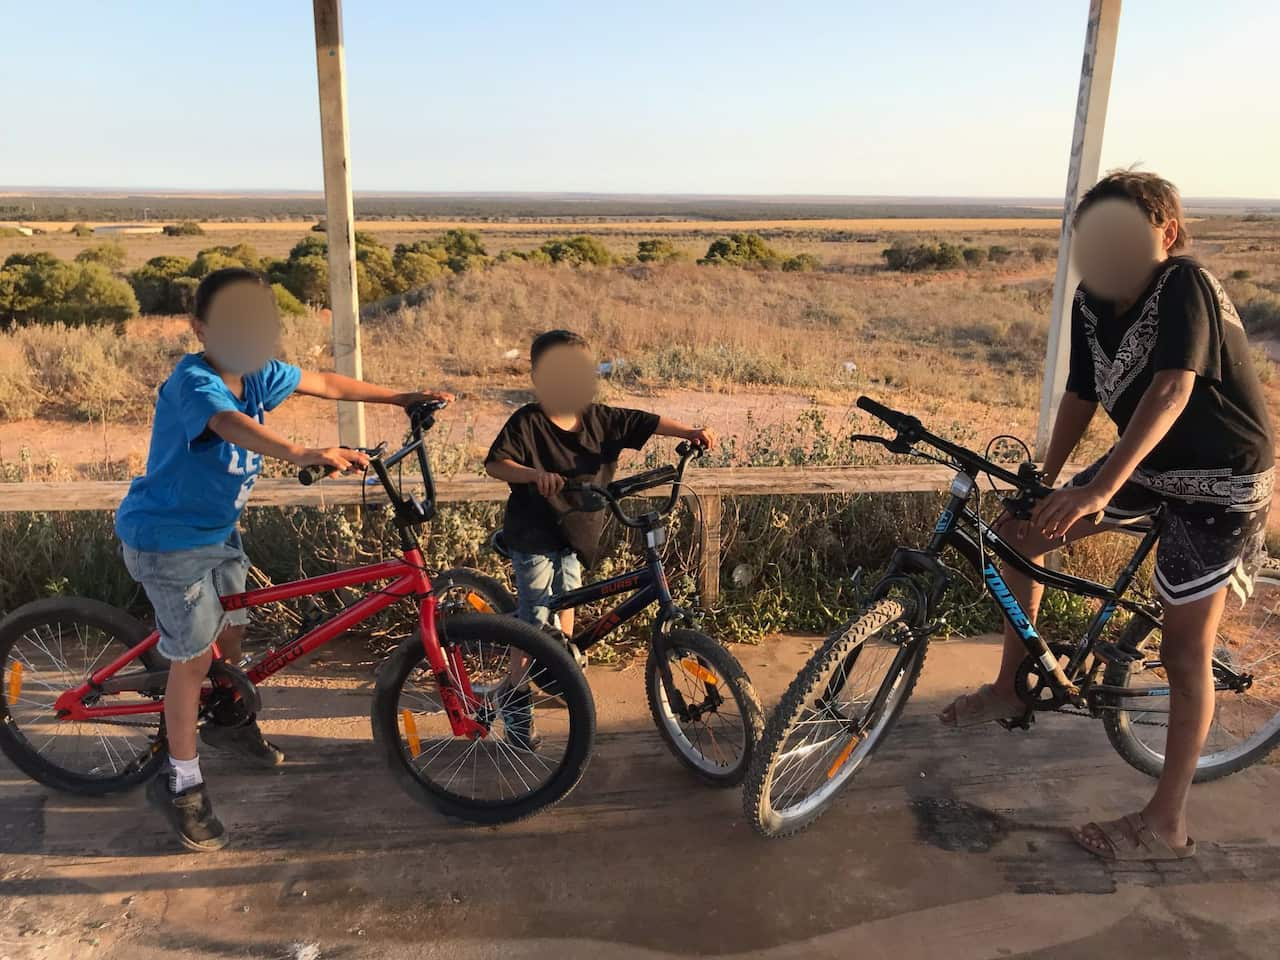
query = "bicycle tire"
xmin=0 ymin=597 xmax=168 ymax=796
xmin=1103 ymin=572 xmax=1280 ymax=782
xmin=434 ymin=567 xmax=516 ymax=616
xmin=644 ymin=628 xmax=764 ymax=788
xmin=370 ymin=612 xmax=595 ymax=825
xmin=745 ymin=598 xmax=925 ymax=838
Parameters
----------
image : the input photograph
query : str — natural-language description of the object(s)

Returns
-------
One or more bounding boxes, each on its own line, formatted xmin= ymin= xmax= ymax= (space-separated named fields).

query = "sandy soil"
xmin=3 ymin=634 xmax=1279 ymax=960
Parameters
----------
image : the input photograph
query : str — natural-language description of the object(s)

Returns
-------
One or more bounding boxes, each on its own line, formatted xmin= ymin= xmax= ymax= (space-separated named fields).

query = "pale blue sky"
xmin=2 ymin=1 xmax=1276 ymax=196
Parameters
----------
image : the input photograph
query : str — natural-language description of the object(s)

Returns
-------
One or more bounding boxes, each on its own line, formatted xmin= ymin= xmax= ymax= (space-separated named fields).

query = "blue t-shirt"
xmin=116 ymin=354 xmax=302 ymax=552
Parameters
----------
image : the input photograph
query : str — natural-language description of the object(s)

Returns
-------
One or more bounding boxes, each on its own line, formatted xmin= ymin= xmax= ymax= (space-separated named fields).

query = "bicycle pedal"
xmin=566 ymin=642 xmax=587 ymax=669
xmin=996 ymin=711 xmax=1035 ymax=732
xmin=1094 ymin=641 xmax=1143 ymax=666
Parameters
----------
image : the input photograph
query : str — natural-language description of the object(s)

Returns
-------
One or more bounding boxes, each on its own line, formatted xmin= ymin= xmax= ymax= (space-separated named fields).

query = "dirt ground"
xmin=3 ymin=634 xmax=1279 ymax=960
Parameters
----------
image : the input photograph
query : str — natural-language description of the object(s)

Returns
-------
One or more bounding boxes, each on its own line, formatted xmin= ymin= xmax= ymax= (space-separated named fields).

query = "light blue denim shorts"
xmin=510 ymin=548 xmax=582 ymax=627
xmin=121 ymin=529 xmax=251 ymax=662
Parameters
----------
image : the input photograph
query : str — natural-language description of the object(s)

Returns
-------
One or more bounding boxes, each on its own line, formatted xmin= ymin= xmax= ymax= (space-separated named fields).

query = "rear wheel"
xmin=645 ymin=629 xmax=764 ymax=787
xmin=434 ymin=568 xmax=515 ymax=616
xmin=0 ymin=598 xmax=168 ymax=795
xmin=745 ymin=599 xmax=925 ymax=838
xmin=371 ymin=613 xmax=595 ymax=824
xmin=1103 ymin=572 xmax=1280 ymax=782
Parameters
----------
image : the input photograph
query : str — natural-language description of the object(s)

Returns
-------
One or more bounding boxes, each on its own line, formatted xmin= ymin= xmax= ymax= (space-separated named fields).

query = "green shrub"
xmin=0 ymin=227 xmax=24 ymax=239
xmin=286 ymin=255 xmax=330 ymax=306
xmin=1030 ymin=242 xmax=1054 ymax=264
xmin=700 ymin=233 xmax=778 ymax=267
xmin=962 ymin=246 xmax=987 ymax=267
xmin=74 ymin=242 xmax=127 ymax=271
xmin=781 ymin=253 xmax=821 ymax=272
xmin=69 ymin=223 xmax=94 ymax=238
xmin=538 ymin=235 xmax=614 ymax=266
xmin=1231 ymin=269 xmax=1253 ymax=281
xmin=988 ymin=244 xmax=1014 ymax=264
xmin=272 ymin=283 xmax=306 ymax=317
xmin=882 ymin=240 xmax=964 ymax=272
xmin=636 ymin=238 xmax=684 ymax=263
xmin=163 ymin=220 xmax=205 ymax=237
xmin=0 ymin=255 xmax=138 ymax=329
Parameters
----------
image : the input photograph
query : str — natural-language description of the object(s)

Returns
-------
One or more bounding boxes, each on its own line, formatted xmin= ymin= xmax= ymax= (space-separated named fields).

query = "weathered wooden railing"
xmin=0 ymin=464 xmax=1046 ymax=602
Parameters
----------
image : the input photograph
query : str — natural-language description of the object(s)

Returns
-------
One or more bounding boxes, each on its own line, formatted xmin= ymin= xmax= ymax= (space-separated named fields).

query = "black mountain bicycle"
xmin=440 ymin=442 xmax=764 ymax=786
xmin=745 ymin=396 xmax=1280 ymax=837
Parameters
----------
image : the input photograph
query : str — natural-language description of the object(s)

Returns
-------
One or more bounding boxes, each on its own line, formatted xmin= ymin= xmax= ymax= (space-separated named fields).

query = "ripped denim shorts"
xmin=120 ymin=529 xmax=251 ymax=662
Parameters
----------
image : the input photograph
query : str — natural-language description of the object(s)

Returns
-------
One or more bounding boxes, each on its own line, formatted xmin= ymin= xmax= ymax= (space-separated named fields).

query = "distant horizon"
xmin=3 ymin=188 xmax=1278 ymax=206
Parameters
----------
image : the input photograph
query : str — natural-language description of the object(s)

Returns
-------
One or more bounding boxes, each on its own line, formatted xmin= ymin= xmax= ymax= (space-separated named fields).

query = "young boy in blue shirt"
xmin=116 ymin=267 xmax=451 ymax=851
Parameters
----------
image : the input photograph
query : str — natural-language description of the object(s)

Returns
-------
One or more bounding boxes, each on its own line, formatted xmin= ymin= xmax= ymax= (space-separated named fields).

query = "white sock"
xmin=169 ymin=755 xmax=203 ymax=793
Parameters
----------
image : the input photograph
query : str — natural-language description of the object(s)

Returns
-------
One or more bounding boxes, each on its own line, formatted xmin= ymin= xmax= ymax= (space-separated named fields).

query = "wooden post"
xmin=312 ymin=0 xmax=365 ymax=448
xmin=697 ymin=494 xmax=723 ymax=606
xmin=1035 ymin=0 xmax=1121 ymax=458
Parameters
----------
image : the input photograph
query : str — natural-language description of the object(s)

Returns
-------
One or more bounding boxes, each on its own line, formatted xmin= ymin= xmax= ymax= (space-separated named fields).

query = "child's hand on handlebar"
xmin=392 ymin=390 xmax=455 ymax=407
xmin=534 ymin=471 xmax=566 ymax=498
xmin=297 ymin=446 xmax=370 ymax=475
xmin=687 ymin=427 xmax=717 ymax=450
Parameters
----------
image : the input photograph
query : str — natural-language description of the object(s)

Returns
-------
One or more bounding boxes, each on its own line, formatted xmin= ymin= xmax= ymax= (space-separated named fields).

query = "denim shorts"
xmin=510 ymin=548 xmax=582 ymax=627
xmin=121 ymin=529 xmax=251 ymax=662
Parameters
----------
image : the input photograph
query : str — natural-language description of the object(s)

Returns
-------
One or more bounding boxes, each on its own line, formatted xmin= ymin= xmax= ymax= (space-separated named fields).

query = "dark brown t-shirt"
xmin=1066 ymin=256 xmax=1274 ymax=509
xmin=486 ymin=403 xmax=659 ymax=566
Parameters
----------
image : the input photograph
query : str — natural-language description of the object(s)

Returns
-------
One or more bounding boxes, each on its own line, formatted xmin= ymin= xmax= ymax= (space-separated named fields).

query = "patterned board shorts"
xmin=1070 ymin=457 xmax=1272 ymax=606
xmin=121 ymin=529 xmax=251 ymax=662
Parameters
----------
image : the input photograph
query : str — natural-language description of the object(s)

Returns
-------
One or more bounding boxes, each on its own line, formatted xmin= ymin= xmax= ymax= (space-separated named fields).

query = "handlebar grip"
xmin=298 ymin=464 xmax=330 ymax=486
xmin=856 ymin=395 xmax=907 ymax=430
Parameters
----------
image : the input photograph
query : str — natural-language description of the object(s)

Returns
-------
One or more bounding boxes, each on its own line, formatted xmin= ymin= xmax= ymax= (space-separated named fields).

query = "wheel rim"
xmin=394 ymin=627 xmax=576 ymax=806
xmin=765 ymin=621 xmax=913 ymax=823
xmin=651 ymin=646 xmax=746 ymax=777
xmin=1116 ymin=574 xmax=1280 ymax=770
xmin=3 ymin=618 xmax=161 ymax=780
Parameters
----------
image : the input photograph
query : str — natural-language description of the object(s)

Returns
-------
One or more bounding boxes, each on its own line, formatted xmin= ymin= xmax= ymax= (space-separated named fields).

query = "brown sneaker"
xmin=201 ymin=718 xmax=285 ymax=767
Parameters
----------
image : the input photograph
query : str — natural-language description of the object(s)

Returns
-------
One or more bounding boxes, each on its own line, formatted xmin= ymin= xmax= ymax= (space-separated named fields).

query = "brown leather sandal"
xmin=938 ymin=684 xmax=1026 ymax=728
xmin=1073 ymin=812 xmax=1196 ymax=862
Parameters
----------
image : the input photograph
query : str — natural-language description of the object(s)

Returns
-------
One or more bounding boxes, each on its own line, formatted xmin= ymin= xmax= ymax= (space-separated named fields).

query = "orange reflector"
xmin=679 ymin=658 xmax=719 ymax=686
xmin=465 ymin=592 xmax=493 ymax=613
xmin=7 ymin=662 xmax=22 ymax=702
xmin=826 ymin=734 xmax=861 ymax=780
xmin=401 ymin=709 xmax=422 ymax=758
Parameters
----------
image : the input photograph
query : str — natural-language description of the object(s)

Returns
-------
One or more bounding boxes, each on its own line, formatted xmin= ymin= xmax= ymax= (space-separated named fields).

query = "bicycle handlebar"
xmin=855 ymin=395 xmax=1053 ymax=500
xmin=296 ymin=399 xmax=450 ymax=523
xmin=564 ymin=440 xmax=704 ymax=528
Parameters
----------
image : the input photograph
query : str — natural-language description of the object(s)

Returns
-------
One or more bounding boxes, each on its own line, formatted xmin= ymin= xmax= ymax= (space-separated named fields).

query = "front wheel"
xmin=744 ymin=598 xmax=925 ymax=838
xmin=645 ymin=629 xmax=764 ymax=787
xmin=371 ymin=613 xmax=595 ymax=825
xmin=1103 ymin=572 xmax=1280 ymax=782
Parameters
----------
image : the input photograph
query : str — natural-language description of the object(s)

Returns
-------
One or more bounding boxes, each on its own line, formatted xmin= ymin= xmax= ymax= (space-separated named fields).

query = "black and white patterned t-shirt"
xmin=1066 ymin=256 xmax=1275 ymax=513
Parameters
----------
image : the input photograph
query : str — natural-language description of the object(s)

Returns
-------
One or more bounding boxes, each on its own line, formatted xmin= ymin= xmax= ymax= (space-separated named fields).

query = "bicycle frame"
xmin=550 ymin=533 xmax=681 ymax=652
xmin=878 ymin=468 xmax=1250 ymax=705
xmin=51 ymin=549 xmax=486 ymax=738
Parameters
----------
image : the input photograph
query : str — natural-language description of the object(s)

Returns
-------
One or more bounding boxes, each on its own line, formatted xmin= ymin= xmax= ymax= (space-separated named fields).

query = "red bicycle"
xmin=0 ymin=401 xmax=595 ymax=825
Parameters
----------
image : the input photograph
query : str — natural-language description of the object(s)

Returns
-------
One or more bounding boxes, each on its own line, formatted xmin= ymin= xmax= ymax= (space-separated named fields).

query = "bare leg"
xmin=559 ymin=608 xmax=575 ymax=638
xmin=164 ymin=648 xmax=212 ymax=761
xmin=941 ymin=514 xmax=1109 ymax=723
xmin=217 ymin=624 xmax=246 ymax=664
xmin=1140 ymin=589 xmax=1224 ymax=847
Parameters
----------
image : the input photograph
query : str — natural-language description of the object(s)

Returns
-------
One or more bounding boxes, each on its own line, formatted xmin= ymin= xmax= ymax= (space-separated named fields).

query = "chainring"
xmin=1013 ymin=642 xmax=1078 ymax=711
